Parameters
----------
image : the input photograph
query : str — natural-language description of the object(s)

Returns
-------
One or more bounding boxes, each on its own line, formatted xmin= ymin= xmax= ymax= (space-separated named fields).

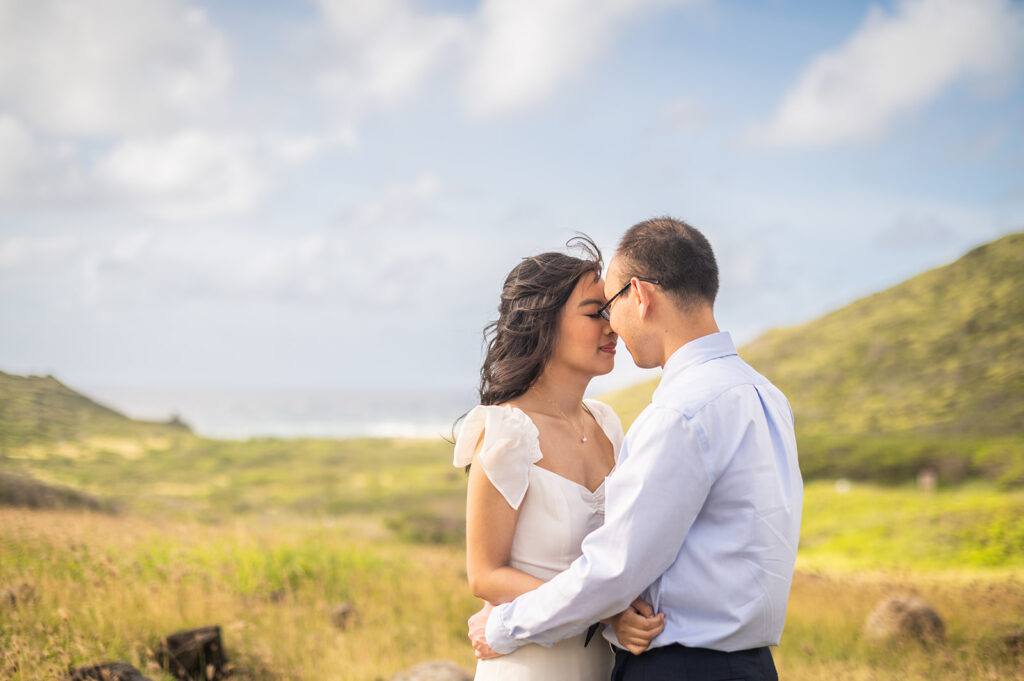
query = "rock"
xmin=1001 ymin=631 xmax=1024 ymax=654
xmin=155 ymin=626 xmax=228 ymax=680
xmin=864 ymin=595 xmax=945 ymax=645
xmin=67 ymin=662 xmax=153 ymax=681
xmin=389 ymin=660 xmax=473 ymax=681
xmin=330 ymin=602 xmax=356 ymax=629
xmin=1 ymin=582 xmax=35 ymax=609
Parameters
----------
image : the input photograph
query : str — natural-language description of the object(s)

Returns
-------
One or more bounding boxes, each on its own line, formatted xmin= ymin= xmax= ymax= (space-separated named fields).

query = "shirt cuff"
xmin=485 ymin=602 xmax=522 ymax=655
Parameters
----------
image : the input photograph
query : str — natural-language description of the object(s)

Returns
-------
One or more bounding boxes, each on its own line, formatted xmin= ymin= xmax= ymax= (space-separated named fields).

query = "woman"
xmin=453 ymin=237 xmax=664 ymax=680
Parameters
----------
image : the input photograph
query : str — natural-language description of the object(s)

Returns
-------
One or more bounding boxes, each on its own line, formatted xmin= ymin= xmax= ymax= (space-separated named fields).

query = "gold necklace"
xmin=541 ymin=392 xmax=591 ymax=444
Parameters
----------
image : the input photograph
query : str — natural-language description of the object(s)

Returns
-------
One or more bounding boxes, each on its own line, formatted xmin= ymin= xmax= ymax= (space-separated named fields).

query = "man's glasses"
xmin=596 ymin=277 xmax=660 ymax=321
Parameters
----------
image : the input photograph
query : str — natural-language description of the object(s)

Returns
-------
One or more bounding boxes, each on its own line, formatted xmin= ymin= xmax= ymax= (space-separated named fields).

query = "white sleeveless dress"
xmin=453 ymin=400 xmax=624 ymax=681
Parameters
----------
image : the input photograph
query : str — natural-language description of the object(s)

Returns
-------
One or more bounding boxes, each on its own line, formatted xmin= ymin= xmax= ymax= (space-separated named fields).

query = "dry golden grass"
xmin=3 ymin=508 xmax=1023 ymax=681
xmin=0 ymin=509 xmax=478 ymax=681
xmin=777 ymin=570 xmax=1024 ymax=680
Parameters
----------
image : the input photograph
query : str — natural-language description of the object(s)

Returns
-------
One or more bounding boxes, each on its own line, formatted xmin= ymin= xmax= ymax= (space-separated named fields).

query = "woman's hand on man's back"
xmin=603 ymin=598 xmax=666 ymax=655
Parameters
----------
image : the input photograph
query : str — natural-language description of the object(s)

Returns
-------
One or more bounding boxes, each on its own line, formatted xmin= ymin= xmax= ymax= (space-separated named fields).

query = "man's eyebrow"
xmin=578 ymin=299 xmax=604 ymax=307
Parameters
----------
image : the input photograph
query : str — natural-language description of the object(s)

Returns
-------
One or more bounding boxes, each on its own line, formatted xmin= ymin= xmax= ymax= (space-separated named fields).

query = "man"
xmin=469 ymin=217 xmax=803 ymax=680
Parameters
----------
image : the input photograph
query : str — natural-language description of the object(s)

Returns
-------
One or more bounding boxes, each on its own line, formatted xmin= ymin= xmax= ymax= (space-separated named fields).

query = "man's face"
xmin=602 ymin=257 xmax=630 ymax=333
xmin=603 ymin=257 xmax=638 ymax=366
xmin=603 ymin=255 xmax=662 ymax=370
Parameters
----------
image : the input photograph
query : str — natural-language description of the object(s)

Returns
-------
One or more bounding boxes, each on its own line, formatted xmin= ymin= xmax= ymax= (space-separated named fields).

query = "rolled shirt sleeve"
xmin=486 ymin=405 xmax=711 ymax=654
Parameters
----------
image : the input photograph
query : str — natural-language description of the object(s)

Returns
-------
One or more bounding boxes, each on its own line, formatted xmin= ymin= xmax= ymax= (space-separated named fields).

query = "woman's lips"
xmin=599 ymin=343 xmax=617 ymax=354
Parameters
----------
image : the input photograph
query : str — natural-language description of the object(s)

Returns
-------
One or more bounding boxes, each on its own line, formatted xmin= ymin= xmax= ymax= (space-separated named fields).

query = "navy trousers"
xmin=611 ymin=644 xmax=778 ymax=681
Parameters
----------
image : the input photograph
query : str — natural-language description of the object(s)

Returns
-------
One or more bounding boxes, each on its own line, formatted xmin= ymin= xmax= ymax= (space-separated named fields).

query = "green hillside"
xmin=603 ymin=231 xmax=1024 ymax=485
xmin=0 ymin=370 xmax=190 ymax=450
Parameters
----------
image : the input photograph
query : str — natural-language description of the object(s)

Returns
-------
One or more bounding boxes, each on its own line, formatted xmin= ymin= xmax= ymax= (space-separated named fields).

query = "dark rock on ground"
xmin=389 ymin=660 xmax=473 ymax=681
xmin=864 ymin=594 xmax=945 ymax=645
xmin=67 ymin=661 xmax=153 ymax=681
xmin=1 ymin=582 xmax=35 ymax=610
xmin=330 ymin=601 xmax=356 ymax=629
xmin=155 ymin=625 xmax=229 ymax=680
xmin=1001 ymin=631 xmax=1024 ymax=654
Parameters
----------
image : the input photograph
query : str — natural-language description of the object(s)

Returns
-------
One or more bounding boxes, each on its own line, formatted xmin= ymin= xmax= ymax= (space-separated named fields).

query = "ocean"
xmin=84 ymin=384 xmax=480 ymax=440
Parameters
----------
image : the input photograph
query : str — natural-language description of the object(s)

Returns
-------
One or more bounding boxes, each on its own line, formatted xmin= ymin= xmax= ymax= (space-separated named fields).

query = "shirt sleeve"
xmin=485 ymin=405 xmax=713 ymax=653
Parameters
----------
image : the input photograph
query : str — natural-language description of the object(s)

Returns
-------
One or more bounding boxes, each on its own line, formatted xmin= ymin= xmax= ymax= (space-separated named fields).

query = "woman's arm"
xmin=465 ymin=454 xmax=544 ymax=604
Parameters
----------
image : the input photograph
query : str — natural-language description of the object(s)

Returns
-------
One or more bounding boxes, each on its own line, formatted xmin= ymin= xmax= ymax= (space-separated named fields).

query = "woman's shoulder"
xmin=583 ymin=399 xmax=625 ymax=450
xmin=582 ymin=398 xmax=616 ymax=416
xmin=452 ymin=404 xmax=541 ymax=467
xmin=453 ymin=404 xmax=543 ymax=510
xmin=583 ymin=399 xmax=624 ymax=428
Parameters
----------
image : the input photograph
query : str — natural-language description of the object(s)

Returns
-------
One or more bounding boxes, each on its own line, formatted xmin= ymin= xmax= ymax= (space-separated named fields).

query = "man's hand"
xmin=468 ymin=601 xmax=503 ymax=660
xmin=602 ymin=598 xmax=666 ymax=655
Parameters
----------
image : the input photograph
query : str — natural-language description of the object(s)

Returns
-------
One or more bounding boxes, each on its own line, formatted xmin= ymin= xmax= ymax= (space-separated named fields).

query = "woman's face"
xmin=549 ymin=273 xmax=618 ymax=378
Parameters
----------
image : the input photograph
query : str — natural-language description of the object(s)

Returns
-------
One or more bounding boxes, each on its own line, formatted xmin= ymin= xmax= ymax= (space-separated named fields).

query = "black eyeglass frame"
xmin=596 ymin=277 xmax=660 ymax=321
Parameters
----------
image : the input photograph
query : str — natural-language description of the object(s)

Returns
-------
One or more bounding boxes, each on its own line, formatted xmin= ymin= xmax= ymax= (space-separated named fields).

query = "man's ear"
xmin=634 ymin=277 xmax=655 ymax=319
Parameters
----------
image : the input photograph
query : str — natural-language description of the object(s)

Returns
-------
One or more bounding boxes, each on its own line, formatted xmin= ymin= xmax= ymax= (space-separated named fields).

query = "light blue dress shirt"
xmin=486 ymin=331 xmax=803 ymax=654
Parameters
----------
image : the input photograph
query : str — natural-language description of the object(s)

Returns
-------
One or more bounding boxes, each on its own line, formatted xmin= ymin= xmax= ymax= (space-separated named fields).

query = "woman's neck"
xmin=525 ymin=365 xmax=589 ymax=415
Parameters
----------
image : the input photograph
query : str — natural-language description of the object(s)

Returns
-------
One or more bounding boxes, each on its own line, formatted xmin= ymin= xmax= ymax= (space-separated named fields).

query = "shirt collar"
xmin=653 ymin=332 xmax=737 ymax=397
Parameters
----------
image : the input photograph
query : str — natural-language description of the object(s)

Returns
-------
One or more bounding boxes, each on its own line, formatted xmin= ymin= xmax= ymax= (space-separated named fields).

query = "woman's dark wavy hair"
xmin=478 ymin=235 xmax=603 ymax=406
xmin=449 ymin=235 xmax=603 ymax=447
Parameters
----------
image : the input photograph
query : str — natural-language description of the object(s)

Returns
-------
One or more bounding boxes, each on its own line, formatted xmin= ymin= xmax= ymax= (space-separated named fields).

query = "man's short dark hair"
xmin=616 ymin=216 xmax=719 ymax=308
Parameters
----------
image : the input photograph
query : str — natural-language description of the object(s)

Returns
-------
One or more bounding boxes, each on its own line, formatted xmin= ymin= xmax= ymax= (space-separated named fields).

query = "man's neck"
xmin=658 ymin=308 xmax=720 ymax=368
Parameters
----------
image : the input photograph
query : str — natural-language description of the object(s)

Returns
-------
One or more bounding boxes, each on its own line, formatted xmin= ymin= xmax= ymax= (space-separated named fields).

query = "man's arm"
xmin=484 ymin=407 xmax=713 ymax=654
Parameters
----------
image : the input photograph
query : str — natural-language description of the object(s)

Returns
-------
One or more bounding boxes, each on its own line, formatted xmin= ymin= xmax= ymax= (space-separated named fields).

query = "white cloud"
xmin=0 ymin=232 xmax=82 ymax=271
xmin=462 ymin=0 xmax=691 ymax=117
xmin=313 ymin=0 xmax=467 ymax=127
xmin=0 ymin=173 xmax=459 ymax=310
xmin=0 ymin=0 xmax=231 ymax=136
xmin=345 ymin=173 xmax=445 ymax=229
xmin=312 ymin=0 xmax=695 ymax=123
xmin=0 ymin=114 xmax=84 ymax=201
xmin=267 ymin=134 xmax=331 ymax=165
xmin=752 ymin=0 xmax=1024 ymax=148
xmin=94 ymin=130 xmax=266 ymax=220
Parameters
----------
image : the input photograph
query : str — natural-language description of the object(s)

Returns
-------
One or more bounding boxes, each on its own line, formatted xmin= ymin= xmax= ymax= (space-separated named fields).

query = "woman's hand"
xmin=468 ymin=601 xmax=502 ymax=660
xmin=602 ymin=598 xmax=665 ymax=655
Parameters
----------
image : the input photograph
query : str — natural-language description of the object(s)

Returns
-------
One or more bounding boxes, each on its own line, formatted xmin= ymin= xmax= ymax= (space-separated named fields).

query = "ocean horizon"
xmin=82 ymin=383 xmax=480 ymax=440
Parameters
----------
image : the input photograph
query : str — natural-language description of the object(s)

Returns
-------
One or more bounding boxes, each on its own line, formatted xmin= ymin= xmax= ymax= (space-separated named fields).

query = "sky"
xmin=1 ymin=0 xmax=1023 ymax=435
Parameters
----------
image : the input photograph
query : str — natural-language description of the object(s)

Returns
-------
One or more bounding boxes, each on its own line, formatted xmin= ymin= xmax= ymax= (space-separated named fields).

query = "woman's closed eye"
xmin=581 ymin=300 xmax=607 ymax=320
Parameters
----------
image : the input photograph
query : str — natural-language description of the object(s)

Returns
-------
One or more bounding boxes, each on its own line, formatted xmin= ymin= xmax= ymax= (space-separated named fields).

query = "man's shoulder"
xmin=654 ymin=354 xmax=779 ymax=417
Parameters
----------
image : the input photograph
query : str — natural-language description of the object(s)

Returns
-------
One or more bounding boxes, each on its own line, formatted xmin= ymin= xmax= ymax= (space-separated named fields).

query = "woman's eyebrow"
xmin=578 ymin=299 xmax=604 ymax=307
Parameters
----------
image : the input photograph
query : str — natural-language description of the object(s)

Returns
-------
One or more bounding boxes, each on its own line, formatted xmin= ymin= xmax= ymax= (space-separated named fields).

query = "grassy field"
xmin=0 ymin=436 xmax=466 ymax=542
xmin=798 ymin=481 xmax=1024 ymax=570
xmin=0 ymin=508 xmax=478 ymax=681
xmin=2 ymin=459 xmax=1024 ymax=680
xmin=2 ymin=503 xmax=1023 ymax=681
xmin=2 ymin=353 xmax=1023 ymax=679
